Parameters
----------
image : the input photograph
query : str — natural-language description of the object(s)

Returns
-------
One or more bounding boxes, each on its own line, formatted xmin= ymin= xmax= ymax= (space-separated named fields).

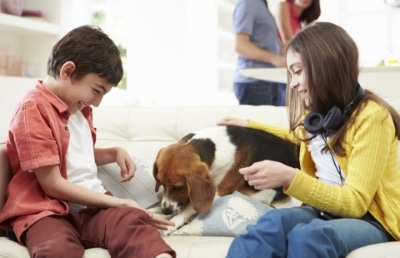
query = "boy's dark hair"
xmin=47 ymin=25 xmax=123 ymax=86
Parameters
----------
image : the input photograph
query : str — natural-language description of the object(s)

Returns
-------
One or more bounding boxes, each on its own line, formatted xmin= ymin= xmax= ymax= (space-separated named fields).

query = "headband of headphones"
xmin=343 ymin=84 xmax=365 ymax=114
xmin=304 ymin=84 xmax=365 ymax=135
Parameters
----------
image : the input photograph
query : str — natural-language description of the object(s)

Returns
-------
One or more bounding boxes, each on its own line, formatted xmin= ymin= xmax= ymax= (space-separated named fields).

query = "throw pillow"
xmin=97 ymin=156 xmax=161 ymax=208
xmin=168 ymin=191 xmax=274 ymax=237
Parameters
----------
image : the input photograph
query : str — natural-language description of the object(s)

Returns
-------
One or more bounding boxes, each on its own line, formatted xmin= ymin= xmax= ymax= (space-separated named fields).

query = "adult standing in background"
xmin=233 ymin=0 xmax=286 ymax=106
xmin=274 ymin=0 xmax=321 ymax=45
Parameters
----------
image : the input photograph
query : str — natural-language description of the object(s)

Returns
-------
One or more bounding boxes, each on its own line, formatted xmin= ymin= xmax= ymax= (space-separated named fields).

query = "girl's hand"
xmin=216 ymin=116 xmax=248 ymax=127
xmin=239 ymin=160 xmax=296 ymax=189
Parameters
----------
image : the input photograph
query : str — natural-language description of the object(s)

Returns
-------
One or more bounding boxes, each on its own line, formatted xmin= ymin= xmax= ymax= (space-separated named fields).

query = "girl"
xmin=219 ymin=22 xmax=400 ymax=258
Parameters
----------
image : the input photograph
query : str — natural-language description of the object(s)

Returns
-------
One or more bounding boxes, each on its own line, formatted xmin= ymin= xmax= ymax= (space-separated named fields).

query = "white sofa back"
xmin=92 ymin=105 xmax=290 ymax=165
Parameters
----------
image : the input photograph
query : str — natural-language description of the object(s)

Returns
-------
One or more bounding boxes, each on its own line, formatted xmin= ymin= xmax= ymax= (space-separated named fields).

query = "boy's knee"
xmin=30 ymin=240 xmax=84 ymax=258
xmin=26 ymin=226 xmax=84 ymax=258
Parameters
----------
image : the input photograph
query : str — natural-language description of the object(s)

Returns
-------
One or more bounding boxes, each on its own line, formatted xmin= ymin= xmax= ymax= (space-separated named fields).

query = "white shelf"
xmin=240 ymin=66 xmax=400 ymax=100
xmin=0 ymin=13 xmax=60 ymax=36
xmin=0 ymin=0 xmax=62 ymax=79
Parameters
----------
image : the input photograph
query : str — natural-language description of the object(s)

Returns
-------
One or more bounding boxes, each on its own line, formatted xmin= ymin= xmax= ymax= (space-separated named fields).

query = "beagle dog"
xmin=153 ymin=125 xmax=300 ymax=235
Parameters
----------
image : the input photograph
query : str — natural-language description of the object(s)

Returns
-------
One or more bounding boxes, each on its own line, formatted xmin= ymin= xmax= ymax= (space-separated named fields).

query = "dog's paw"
xmin=160 ymin=213 xmax=191 ymax=236
xmin=148 ymin=206 xmax=162 ymax=213
xmin=160 ymin=224 xmax=181 ymax=236
xmin=148 ymin=207 xmax=173 ymax=220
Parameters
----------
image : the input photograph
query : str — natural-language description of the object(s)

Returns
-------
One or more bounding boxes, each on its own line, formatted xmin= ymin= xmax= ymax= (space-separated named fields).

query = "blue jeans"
xmin=226 ymin=206 xmax=393 ymax=258
xmin=234 ymin=81 xmax=286 ymax=106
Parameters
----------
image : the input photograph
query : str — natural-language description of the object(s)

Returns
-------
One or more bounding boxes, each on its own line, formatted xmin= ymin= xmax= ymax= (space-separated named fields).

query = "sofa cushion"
xmin=166 ymin=191 xmax=274 ymax=237
xmin=97 ymin=156 xmax=160 ymax=208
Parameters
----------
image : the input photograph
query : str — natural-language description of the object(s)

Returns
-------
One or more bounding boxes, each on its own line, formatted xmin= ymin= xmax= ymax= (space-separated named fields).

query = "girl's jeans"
xmin=226 ymin=206 xmax=393 ymax=258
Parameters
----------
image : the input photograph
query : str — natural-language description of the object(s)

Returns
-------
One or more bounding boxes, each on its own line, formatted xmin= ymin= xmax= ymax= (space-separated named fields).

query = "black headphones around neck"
xmin=304 ymin=85 xmax=365 ymax=135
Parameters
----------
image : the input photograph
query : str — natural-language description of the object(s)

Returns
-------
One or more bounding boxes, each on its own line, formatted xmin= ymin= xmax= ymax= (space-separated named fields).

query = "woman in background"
xmin=274 ymin=0 xmax=321 ymax=45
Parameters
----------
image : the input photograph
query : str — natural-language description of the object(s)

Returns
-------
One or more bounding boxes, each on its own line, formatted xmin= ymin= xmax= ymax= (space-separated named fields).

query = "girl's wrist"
xmin=284 ymin=167 xmax=297 ymax=187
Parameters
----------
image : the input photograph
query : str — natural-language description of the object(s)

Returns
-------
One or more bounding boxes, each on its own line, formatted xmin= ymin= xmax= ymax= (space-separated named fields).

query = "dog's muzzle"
xmin=160 ymin=197 xmax=181 ymax=215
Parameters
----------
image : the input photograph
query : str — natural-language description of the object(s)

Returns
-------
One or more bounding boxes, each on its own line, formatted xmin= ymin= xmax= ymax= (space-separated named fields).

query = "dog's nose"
xmin=161 ymin=206 xmax=173 ymax=215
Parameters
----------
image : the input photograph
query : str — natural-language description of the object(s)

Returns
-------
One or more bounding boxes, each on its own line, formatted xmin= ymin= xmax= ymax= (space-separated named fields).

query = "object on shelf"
xmin=0 ymin=44 xmax=24 ymax=77
xmin=0 ymin=44 xmax=9 ymax=75
xmin=23 ymin=58 xmax=37 ymax=77
xmin=21 ymin=9 xmax=43 ymax=17
xmin=6 ymin=55 xmax=23 ymax=76
xmin=0 ymin=0 xmax=25 ymax=16
xmin=384 ymin=49 xmax=399 ymax=66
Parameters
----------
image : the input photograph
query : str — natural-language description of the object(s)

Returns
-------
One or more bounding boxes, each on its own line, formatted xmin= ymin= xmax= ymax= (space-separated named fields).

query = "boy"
xmin=0 ymin=25 xmax=176 ymax=258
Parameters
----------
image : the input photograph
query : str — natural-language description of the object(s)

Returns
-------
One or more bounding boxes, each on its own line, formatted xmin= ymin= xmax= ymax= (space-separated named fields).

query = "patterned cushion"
xmin=168 ymin=191 xmax=273 ymax=237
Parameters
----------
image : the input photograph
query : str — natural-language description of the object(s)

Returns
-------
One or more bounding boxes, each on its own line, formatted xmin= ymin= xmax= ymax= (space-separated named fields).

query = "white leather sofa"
xmin=1 ymin=102 xmax=399 ymax=258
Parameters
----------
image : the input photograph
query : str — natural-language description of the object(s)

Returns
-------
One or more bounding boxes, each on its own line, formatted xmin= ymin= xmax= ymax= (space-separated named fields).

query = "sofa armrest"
xmin=0 ymin=143 xmax=11 ymax=236
xmin=346 ymin=242 xmax=400 ymax=258
xmin=0 ymin=143 xmax=11 ymax=209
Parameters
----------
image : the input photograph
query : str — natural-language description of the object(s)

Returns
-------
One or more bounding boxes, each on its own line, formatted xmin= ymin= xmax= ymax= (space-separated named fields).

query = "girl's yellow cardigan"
xmin=249 ymin=100 xmax=400 ymax=240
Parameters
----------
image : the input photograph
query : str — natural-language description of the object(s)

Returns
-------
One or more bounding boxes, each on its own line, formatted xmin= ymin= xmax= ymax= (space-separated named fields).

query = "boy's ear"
xmin=60 ymin=61 xmax=76 ymax=79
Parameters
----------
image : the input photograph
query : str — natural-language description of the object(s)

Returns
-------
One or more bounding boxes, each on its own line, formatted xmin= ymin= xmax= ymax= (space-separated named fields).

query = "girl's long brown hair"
xmin=285 ymin=22 xmax=400 ymax=156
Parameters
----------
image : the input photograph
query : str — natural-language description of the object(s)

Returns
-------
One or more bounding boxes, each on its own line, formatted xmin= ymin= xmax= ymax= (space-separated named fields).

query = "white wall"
xmin=317 ymin=0 xmax=400 ymax=66
xmin=125 ymin=0 xmax=220 ymax=106
xmin=0 ymin=77 xmax=37 ymax=140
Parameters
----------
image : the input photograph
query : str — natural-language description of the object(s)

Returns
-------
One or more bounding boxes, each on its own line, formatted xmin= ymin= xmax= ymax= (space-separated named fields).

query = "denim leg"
xmin=287 ymin=216 xmax=393 ymax=258
xmin=233 ymin=81 xmax=281 ymax=106
xmin=277 ymin=83 xmax=287 ymax=106
xmin=226 ymin=206 xmax=392 ymax=258
xmin=226 ymin=206 xmax=317 ymax=258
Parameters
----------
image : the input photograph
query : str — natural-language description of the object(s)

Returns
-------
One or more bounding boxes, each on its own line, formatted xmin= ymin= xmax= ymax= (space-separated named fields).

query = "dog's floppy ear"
xmin=186 ymin=163 xmax=216 ymax=213
xmin=153 ymin=162 xmax=161 ymax=192
xmin=153 ymin=148 xmax=164 ymax=192
xmin=180 ymin=133 xmax=195 ymax=143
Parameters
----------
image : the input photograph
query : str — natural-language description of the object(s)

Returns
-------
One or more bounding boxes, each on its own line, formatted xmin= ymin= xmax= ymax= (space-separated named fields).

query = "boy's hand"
xmin=115 ymin=148 xmax=136 ymax=182
xmin=124 ymin=199 xmax=175 ymax=230
xmin=146 ymin=212 xmax=176 ymax=231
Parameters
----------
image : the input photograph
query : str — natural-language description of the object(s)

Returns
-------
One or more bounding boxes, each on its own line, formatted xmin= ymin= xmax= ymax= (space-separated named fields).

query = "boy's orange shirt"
xmin=0 ymin=81 xmax=96 ymax=243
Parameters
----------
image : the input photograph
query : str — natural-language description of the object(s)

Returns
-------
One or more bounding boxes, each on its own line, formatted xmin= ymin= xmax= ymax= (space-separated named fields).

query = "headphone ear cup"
xmin=322 ymin=106 xmax=345 ymax=133
xmin=304 ymin=112 xmax=325 ymax=135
